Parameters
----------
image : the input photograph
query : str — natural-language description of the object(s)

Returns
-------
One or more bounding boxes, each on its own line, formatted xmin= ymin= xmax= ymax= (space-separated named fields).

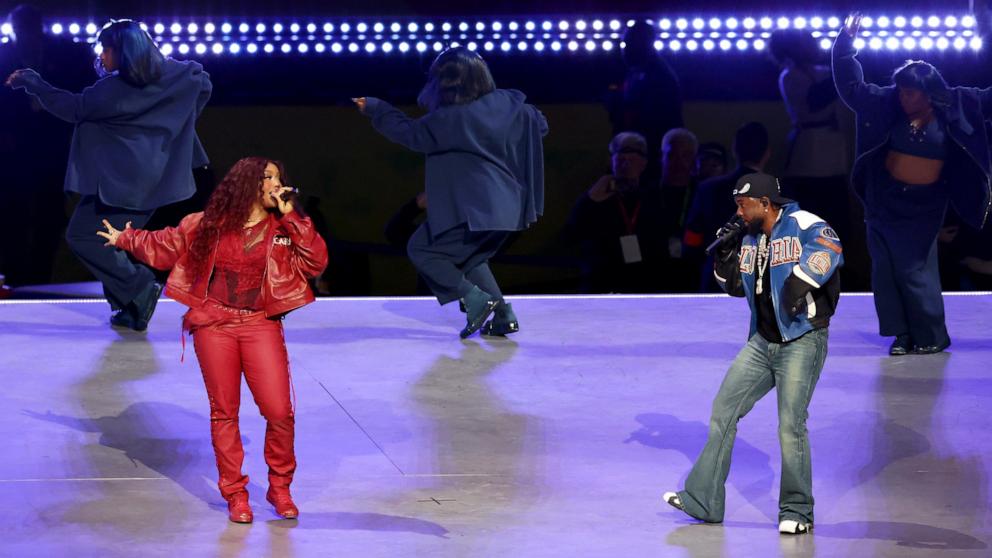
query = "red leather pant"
xmin=192 ymin=309 xmax=295 ymax=500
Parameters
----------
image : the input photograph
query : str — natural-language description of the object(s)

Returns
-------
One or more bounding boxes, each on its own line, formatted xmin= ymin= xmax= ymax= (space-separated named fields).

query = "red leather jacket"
xmin=117 ymin=211 xmax=328 ymax=317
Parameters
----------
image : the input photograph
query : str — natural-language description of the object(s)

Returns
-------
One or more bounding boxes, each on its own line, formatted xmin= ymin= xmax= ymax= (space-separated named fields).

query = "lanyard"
xmin=617 ymin=197 xmax=642 ymax=235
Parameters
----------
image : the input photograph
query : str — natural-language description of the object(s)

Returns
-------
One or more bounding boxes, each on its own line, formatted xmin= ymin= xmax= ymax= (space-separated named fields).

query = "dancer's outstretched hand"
xmin=97 ymin=219 xmax=131 ymax=247
xmin=4 ymin=68 xmax=38 ymax=89
xmin=352 ymin=97 xmax=367 ymax=113
xmin=843 ymin=13 xmax=863 ymax=37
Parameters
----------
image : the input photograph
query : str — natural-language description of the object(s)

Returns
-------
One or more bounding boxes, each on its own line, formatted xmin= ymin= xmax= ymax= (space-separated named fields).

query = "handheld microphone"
xmin=704 ymin=215 xmax=746 ymax=256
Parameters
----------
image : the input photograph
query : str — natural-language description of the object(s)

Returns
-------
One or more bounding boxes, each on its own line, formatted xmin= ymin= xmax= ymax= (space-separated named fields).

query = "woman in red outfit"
xmin=98 ymin=157 xmax=328 ymax=523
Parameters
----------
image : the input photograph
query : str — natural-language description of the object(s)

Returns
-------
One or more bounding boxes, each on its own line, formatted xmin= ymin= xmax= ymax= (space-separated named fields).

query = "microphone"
xmin=705 ymin=215 xmax=746 ymax=256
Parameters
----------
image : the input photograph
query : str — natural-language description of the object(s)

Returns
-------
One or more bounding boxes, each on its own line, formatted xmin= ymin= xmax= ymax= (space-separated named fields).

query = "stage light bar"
xmin=26 ymin=14 xmax=980 ymax=57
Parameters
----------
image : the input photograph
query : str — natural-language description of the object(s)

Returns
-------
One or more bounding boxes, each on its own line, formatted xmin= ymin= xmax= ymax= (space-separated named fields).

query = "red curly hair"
xmin=188 ymin=157 xmax=289 ymax=280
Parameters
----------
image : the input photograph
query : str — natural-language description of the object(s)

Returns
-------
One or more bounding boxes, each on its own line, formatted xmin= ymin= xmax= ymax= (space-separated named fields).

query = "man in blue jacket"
xmin=663 ymin=173 xmax=842 ymax=535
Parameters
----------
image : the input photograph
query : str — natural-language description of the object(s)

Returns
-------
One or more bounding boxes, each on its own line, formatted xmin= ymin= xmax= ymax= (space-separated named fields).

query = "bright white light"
xmin=408 ymin=22 xmax=418 ymax=32
xmin=458 ymin=21 xmax=469 ymax=31
xmin=526 ymin=21 xmax=537 ymax=31
xmin=706 ymin=18 xmax=721 ymax=30
xmin=364 ymin=42 xmax=376 ymax=52
xmin=936 ymin=36 xmax=949 ymax=49
xmin=776 ymin=17 xmax=790 ymax=29
xmin=793 ymin=17 xmax=807 ymax=29
xmin=893 ymin=16 xmax=907 ymax=28
xmin=584 ymin=40 xmax=596 ymax=51
xmin=567 ymin=40 xmax=578 ymax=51
xmin=827 ymin=16 xmax=841 ymax=28
xmin=927 ymin=15 xmax=940 ymax=27
xmin=307 ymin=23 xmax=317 ymax=33
xmin=736 ymin=39 xmax=748 ymax=50
xmin=329 ymin=42 xmax=341 ymax=53
xmin=229 ymin=43 xmax=241 ymax=54
xmin=609 ymin=20 xmax=621 ymax=30
xmin=946 ymin=16 xmax=959 ymax=28
xmin=501 ymin=41 xmax=511 ymax=52
xmin=603 ymin=40 xmax=614 ymax=51
xmin=810 ymin=17 xmax=823 ymax=29
xmin=239 ymin=23 xmax=250 ymax=33
xmin=885 ymin=37 xmax=899 ymax=50
xmin=356 ymin=22 xmax=368 ymax=33
xmin=725 ymin=18 xmax=739 ymax=30
xmin=654 ymin=40 xmax=663 ymax=51
xmin=315 ymin=43 xmax=325 ymax=53
xmin=551 ymin=41 xmax=562 ymax=52
xmin=442 ymin=22 xmax=452 ymax=32
xmin=160 ymin=43 xmax=173 ymax=55
xmin=171 ymin=23 xmax=182 ymax=34
xmin=247 ymin=43 xmax=258 ymax=53
xmin=954 ymin=36 xmax=967 ymax=49
xmin=719 ymin=39 xmax=732 ymax=50
xmin=910 ymin=16 xmax=923 ymax=28
xmin=264 ymin=43 xmax=276 ymax=53
xmin=576 ymin=20 xmax=587 ymax=31
xmin=676 ymin=18 xmax=688 ymax=30
xmin=592 ymin=20 xmax=604 ymax=31
xmin=154 ymin=23 xmax=165 ymax=34
xmin=483 ymin=41 xmax=494 ymax=51
xmin=753 ymin=38 xmax=766 ymax=50
xmin=274 ymin=23 xmax=286 ymax=34
xmin=691 ymin=18 xmax=705 ymax=30
xmin=340 ymin=23 xmax=351 ymax=33
xmin=963 ymin=15 xmax=976 ymax=28
xmin=256 ymin=23 xmax=266 ymax=34
xmin=854 ymin=38 xmax=866 ymax=49
xmin=760 ymin=17 xmax=773 ymax=30
xmin=416 ymin=41 xmax=427 ymax=52
xmin=51 ymin=23 xmax=63 ymax=34
xmin=398 ymin=42 xmax=409 ymax=52
xmin=493 ymin=21 xmax=503 ymax=31
xmin=195 ymin=43 xmax=207 ymax=54
xmin=702 ymin=39 xmax=715 ymax=50
xmin=390 ymin=22 xmax=401 ymax=32
xmin=685 ymin=39 xmax=698 ymax=51
xmin=212 ymin=43 xmax=223 ymax=54
xmin=424 ymin=22 xmax=434 ymax=32
xmin=178 ymin=44 xmax=190 ymax=54
xmin=869 ymin=37 xmax=883 ymax=49
xmin=819 ymin=38 xmax=831 ymax=49
xmin=920 ymin=37 xmax=934 ymax=49
xmin=69 ymin=23 xmax=81 ymax=34
xmin=534 ymin=41 xmax=545 ymax=51
xmin=188 ymin=23 xmax=198 ymax=34
xmin=382 ymin=42 xmax=393 ymax=52
xmin=669 ymin=40 xmax=682 ymax=51
xmin=508 ymin=21 xmax=518 ymax=31
xmin=373 ymin=22 xmax=384 ymax=33
xmin=877 ymin=16 xmax=892 ymax=28
xmin=281 ymin=43 xmax=291 ymax=53
xmin=221 ymin=23 xmax=231 ymax=34
xmin=971 ymin=37 xmax=983 ymax=50
xmin=515 ymin=41 xmax=526 ymax=51
xmin=559 ymin=20 xmax=570 ymax=31
xmin=433 ymin=41 xmax=443 ymax=52
xmin=902 ymin=37 xmax=916 ymax=49
xmin=861 ymin=16 xmax=874 ymax=28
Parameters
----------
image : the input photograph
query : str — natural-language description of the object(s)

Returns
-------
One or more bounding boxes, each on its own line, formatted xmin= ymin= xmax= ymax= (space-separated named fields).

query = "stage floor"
xmin=1 ymin=293 xmax=990 ymax=557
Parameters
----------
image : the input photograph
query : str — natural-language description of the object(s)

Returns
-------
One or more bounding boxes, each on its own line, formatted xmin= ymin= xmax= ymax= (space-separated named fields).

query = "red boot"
xmin=266 ymin=487 xmax=299 ymax=519
xmin=227 ymin=491 xmax=253 ymax=523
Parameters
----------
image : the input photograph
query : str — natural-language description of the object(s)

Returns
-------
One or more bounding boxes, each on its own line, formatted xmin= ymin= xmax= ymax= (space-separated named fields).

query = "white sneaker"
xmin=778 ymin=519 xmax=811 ymax=534
xmin=663 ymin=491 xmax=684 ymax=511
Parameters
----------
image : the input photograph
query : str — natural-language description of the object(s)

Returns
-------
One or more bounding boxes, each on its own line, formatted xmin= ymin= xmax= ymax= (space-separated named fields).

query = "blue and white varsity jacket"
xmin=715 ymin=203 xmax=843 ymax=342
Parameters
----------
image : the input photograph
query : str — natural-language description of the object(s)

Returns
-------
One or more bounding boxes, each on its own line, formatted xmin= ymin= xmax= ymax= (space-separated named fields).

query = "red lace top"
xmin=206 ymin=220 xmax=269 ymax=310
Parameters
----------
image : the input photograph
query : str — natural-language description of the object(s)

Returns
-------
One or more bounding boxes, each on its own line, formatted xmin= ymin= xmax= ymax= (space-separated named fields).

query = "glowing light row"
xmin=103 ymin=35 xmax=978 ymax=57
xmin=0 ymin=14 xmax=976 ymax=39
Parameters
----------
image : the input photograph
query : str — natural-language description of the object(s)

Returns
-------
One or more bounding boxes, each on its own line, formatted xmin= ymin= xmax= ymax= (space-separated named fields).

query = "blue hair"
xmin=97 ymin=19 xmax=163 ymax=87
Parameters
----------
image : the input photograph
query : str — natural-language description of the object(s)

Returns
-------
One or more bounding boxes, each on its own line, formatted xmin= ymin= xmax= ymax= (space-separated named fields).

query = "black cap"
xmin=732 ymin=173 xmax=794 ymax=205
